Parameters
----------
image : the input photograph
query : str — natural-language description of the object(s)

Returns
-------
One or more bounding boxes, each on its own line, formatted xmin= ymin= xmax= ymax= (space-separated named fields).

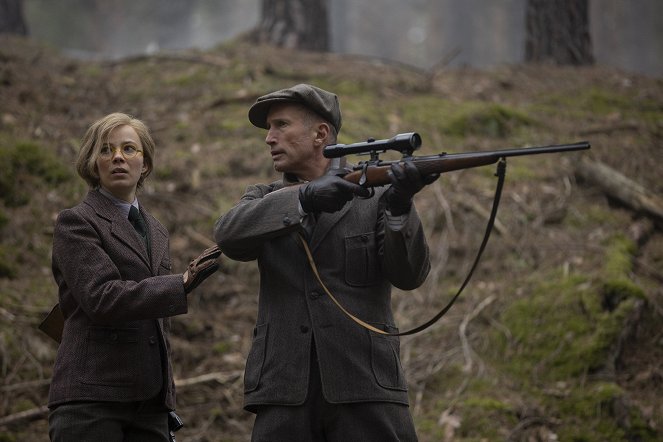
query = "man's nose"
xmin=265 ymin=128 xmax=276 ymax=145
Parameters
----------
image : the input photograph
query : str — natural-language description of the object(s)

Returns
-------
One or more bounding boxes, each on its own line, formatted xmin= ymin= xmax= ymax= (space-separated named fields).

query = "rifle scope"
xmin=324 ymin=132 xmax=422 ymax=158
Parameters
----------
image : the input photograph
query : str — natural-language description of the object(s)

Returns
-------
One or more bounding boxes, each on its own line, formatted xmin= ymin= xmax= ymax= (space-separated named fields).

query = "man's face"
xmin=264 ymin=103 xmax=326 ymax=181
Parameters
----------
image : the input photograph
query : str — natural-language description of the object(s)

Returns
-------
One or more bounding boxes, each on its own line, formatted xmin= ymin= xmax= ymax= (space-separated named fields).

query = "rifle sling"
xmin=299 ymin=158 xmax=507 ymax=336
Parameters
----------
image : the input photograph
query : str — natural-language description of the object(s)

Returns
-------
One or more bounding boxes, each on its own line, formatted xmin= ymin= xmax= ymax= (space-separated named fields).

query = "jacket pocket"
xmin=244 ymin=323 xmax=268 ymax=392
xmin=370 ymin=324 xmax=407 ymax=391
xmin=344 ymin=232 xmax=379 ymax=287
xmin=81 ymin=326 xmax=139 ymax=387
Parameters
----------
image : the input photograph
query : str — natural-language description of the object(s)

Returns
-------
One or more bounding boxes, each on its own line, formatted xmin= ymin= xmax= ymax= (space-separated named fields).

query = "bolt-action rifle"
xmin=310 ymin=133 xmax=591 ymax=337
xmin=324 ymin=132 xmax=590 ymax=187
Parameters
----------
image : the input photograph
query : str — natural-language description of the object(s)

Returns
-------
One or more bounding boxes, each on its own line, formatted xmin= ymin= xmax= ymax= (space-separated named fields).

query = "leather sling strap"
xmin=299 ymin=159 xmax=507 ymax=336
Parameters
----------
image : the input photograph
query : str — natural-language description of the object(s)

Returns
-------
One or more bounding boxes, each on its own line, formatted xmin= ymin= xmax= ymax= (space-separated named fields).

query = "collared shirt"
xmin=98 ymin=187 xmax=140 ymax=218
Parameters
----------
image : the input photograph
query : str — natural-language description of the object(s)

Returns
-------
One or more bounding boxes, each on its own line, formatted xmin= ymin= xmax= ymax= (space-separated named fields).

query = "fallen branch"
xmin=575 ymin=157 xmax=663 ymax=225
xmin=0 ymin=406 xmax=48 ymax=427
xmin=175 ymin=370 xmax=242 ymax=388
xmin=0 ymin=371 xmax=242 ymax=427
xmin=0 ymin=378 xmax=50 ymax=392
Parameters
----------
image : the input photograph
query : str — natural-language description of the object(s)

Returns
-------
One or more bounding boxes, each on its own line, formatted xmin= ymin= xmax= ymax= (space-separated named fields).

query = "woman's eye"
xmin=123 ymin=145 xmax=137 ymax=155
xmin=100 ymin=146 xmax=111 ymax=155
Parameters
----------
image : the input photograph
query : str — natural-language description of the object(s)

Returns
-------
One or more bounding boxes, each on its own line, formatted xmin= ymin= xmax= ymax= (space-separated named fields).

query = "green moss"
xmin=445 ymin=104 xmax=536 ymax=138
xmin=457 ymin=395 xmax=517 ymax=438
xmin=0 ymin=140 xmax=72 ymax=207
xmin=0 ymin=431 xmax=17 ymax=442
xmin=542 ymin=87 xmax=662 ymax=122
xmin=604 ymin=235 xmax=636 ymax=275
xmin=213 ymin=340 xmax=231 ymax=355
xmin=0 ymin=244 xmax=17 ymax=278
xmin=600 ymin=235 xmax=645 ymax=310
xmin=565 ymin=204 xmax=624 ymax=229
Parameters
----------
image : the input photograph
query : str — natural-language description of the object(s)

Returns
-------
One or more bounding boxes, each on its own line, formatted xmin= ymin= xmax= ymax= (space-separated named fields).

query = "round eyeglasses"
xmin=99 ymin=145 xmax=143 ymax=160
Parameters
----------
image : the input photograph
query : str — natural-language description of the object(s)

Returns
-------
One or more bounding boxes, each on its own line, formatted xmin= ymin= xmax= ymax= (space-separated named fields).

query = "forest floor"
xmin=0 ymin=34 xmax=662 ymax=441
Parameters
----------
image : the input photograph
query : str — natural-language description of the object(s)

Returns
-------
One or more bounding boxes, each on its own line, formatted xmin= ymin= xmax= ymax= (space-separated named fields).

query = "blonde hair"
xmin=75 ymin=113 xmax=156 ymax=189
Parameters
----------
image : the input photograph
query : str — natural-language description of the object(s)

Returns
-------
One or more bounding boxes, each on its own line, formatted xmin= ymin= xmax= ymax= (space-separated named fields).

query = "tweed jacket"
xmin=48 ymin=189 xmax=188 ymax=410
xmin=214 ymin=176 xmax=431 ymax=411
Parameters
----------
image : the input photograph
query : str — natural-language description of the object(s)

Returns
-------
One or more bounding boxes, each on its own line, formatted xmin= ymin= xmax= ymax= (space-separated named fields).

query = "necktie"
xmin=128 ymin=205 xmax=149 ymax=246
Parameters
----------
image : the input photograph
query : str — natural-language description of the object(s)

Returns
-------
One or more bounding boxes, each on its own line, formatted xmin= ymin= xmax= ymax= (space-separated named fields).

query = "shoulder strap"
xmin=299 ymin=159 xmax=508 ymax=336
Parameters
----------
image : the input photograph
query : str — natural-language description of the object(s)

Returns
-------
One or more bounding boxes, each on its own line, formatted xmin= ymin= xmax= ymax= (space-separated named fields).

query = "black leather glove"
xmin=183 ymin=245 xmax=222 ymax=294
xmin=385 ymin=162 xmax=440 ymax=216
xmin=299 ymin=175 xmax=370 ymax=214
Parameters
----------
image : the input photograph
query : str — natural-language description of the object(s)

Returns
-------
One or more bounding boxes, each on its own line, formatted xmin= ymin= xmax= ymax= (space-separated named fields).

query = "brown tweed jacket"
xmin=48 ymin=189 xmax=188 ymax=410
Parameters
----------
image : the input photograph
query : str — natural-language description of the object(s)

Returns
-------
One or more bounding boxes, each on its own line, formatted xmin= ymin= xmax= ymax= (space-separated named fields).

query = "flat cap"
xmin=248 ymin=84 xmax=342 ymax=132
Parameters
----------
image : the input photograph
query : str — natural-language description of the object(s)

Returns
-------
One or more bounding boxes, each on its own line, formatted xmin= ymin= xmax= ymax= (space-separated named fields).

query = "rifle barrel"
xmin=342 ymin=141 xmax=591 ymax=186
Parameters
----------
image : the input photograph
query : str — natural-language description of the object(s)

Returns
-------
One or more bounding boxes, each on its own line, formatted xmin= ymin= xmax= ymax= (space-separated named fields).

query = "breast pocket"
xmin=81 ymin=327 xmax=140 ymax=387
xmin=344 ymin=232 xmax=379 ymax=287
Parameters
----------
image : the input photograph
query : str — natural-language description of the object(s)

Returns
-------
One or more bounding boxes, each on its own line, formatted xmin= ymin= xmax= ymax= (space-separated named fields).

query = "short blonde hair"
xmin=76 ymin=113 xmax=156 ymax=189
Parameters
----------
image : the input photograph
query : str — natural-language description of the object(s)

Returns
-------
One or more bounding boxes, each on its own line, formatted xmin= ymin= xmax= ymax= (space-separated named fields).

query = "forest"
xmin=0 ymin=1 xmax=662 ymax=441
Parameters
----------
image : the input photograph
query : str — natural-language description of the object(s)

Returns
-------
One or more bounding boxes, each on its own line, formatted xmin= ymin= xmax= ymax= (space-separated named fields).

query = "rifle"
xmin=309 ymin=132 xmax=591 ymax=337
xmin=324 ymin=132 xmax=590 ymax=186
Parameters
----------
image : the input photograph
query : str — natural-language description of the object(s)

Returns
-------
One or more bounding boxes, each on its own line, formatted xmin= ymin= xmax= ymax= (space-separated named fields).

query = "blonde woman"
xmin=48 ymin=113 xmax=220 ymax=441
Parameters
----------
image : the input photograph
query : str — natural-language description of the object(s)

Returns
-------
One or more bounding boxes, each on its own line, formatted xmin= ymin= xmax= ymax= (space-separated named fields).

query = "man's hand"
xmin=183 ymin=245 xmax=222 ymax=294
xmin=385 ymin=162 xmax=440 ymax=216
xmin=299 ymin=175 xmax=370 ymax=214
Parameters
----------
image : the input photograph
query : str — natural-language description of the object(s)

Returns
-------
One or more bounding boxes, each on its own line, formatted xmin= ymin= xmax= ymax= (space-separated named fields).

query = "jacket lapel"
xmin=308 ymin=197 xmax=353 ymax=253
xmin=144 ymin=210 xmax=168 ymax=273
xmin=84 ymin=190 xmax=152 ymax=270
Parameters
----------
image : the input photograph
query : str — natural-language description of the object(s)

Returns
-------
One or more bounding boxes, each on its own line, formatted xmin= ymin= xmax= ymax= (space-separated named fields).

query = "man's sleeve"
xmin=213 ymin=183 xmax=303 ymax=261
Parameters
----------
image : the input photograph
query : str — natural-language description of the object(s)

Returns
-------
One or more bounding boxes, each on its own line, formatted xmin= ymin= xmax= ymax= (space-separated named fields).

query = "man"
xmin=214 ymin=84 xmax=438 ymax=441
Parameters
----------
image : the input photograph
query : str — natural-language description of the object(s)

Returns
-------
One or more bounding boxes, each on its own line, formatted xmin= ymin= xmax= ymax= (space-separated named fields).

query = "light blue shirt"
xmin=98 ymin=187 xmax=140 ymax=218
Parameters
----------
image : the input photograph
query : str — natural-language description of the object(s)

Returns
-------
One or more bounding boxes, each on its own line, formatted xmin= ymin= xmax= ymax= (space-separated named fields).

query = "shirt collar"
xmin=98 ymin=187 xmax=139 ymax=218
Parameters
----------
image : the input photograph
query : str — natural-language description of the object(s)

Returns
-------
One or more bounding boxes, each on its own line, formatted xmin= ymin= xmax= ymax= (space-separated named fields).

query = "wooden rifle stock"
xmin=341 ymin=141 xmax=590 ymax=186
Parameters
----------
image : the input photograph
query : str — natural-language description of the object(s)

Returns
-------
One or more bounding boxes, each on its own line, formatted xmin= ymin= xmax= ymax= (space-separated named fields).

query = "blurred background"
xmin=1 ymin=1 xmax=662 ymax=441
xmin=16 ymin=0 xmax=663 ymax=77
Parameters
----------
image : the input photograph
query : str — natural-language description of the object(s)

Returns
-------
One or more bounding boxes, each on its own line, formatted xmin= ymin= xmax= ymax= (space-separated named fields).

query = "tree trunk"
xmin=0 ymin=0 xmax=28 ymax=35
xmin=254 ymin=0 xmax=329 ymax=51
xmin=525 ymin=0 xmax=593 ymax=65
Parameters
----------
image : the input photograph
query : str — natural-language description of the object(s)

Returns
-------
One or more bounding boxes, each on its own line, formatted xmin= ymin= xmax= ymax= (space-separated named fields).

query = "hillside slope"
xmin=0 ymin=35 xmax=661 ymax=441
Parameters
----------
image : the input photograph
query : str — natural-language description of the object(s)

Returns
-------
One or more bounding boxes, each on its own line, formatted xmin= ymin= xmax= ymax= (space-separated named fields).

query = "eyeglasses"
xmin=99 ymin=144 xmax=143 ymax=160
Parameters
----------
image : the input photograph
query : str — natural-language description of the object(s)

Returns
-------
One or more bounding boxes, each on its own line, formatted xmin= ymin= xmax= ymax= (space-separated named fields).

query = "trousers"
xmin=251 ymin=344 xmax=418 ymax=442
xmin=49 ymin=397 xmax=169 ymax=442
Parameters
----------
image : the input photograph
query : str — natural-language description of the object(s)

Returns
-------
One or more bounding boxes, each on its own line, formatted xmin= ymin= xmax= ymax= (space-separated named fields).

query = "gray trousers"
xmin=49 ymin=398 xmax=169 ymax=442
xmin=251 ymin=346 xmax=418 ymax=442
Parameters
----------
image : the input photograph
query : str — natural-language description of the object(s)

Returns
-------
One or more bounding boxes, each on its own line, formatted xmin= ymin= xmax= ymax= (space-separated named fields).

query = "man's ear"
xmin=313 ymin=122 xmax=331 ymax=147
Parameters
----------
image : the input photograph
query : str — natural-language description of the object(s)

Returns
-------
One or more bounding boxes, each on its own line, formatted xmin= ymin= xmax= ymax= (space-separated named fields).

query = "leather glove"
xmin=299 ymin=175 xmax=370 ymax=214
xmin=385 ymin=161 xmax=440 ymax=216
xmin=183 ymin=245 xmax=222 ymax=294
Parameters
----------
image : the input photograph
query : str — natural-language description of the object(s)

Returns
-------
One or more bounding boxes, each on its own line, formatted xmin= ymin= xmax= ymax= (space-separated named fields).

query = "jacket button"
xmin=361 ymin=234 xmax=368 ymax=242
xmin=149 ymin=336 xmax=157 ymax=345
xmin=283 ymin=216 xmax=292 ymax=226
xmin=110 ymin=333 xmax=118 ymax=342
xmin=310 ymin=291 xmax=321 ymax=299
xmin=300 ymin=325 xmax=309 ymax=333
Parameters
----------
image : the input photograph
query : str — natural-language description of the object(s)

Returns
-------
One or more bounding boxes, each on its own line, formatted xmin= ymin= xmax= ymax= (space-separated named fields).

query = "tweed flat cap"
xmin=248 ymin=84 xmax=342 ymax=132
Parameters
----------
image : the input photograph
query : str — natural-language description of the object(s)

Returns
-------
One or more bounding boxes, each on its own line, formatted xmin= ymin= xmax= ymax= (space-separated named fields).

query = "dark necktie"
xmin=128 ymin=205 xmax=149 ymax=249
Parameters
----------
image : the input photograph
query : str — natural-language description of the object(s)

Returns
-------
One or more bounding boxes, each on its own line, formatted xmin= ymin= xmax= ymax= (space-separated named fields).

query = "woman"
xmin=48 ymin=113 xmax=220 ymax=441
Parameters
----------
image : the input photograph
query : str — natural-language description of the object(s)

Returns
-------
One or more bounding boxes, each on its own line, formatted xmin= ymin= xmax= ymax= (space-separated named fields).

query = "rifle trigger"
xmin=359 ymin=162 xmax=369 ymax=186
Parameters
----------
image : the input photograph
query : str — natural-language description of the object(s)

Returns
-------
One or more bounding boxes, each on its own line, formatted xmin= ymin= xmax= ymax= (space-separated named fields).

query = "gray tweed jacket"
xmin=214 ymin=176 xmax=431 ymax=411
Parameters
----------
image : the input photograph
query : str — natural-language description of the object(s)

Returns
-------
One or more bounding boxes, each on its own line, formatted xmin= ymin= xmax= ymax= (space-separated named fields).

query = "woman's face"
xmin=95 ymin=124 xmax=147 ymax=202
